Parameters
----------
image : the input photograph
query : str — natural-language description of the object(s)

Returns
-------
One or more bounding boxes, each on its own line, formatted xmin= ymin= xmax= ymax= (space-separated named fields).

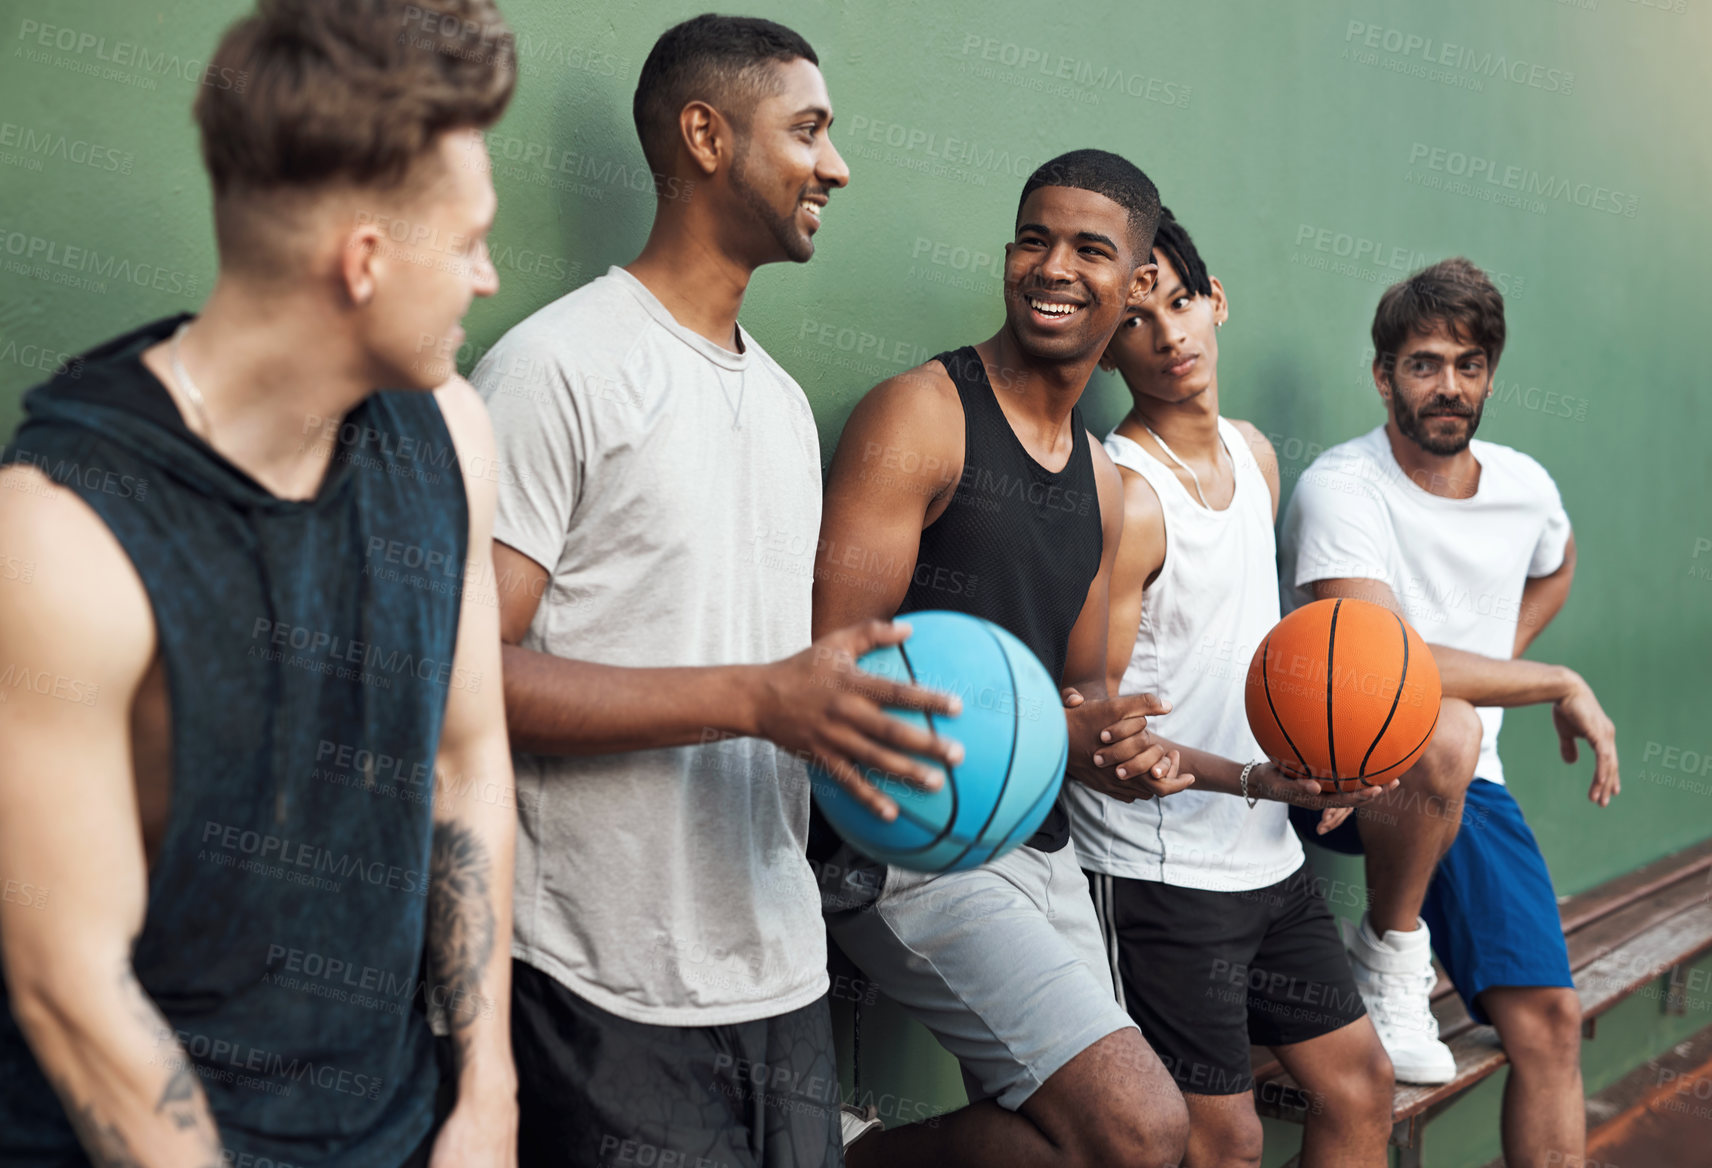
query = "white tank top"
xmin=1066 ymin=417 xmax=1303 ymax=891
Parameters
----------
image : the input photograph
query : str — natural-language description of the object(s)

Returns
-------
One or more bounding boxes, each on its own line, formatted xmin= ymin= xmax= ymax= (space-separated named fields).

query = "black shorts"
xmin=511 ymin=959 xmax=842 ymax=1168
xmin=1086 ymin=863 xmax=1366 ymax=1096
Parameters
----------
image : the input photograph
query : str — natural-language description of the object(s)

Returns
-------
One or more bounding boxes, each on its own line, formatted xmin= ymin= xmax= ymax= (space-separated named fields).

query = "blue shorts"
xmin=1290 ymin=778 xmax=1574 ymax=1025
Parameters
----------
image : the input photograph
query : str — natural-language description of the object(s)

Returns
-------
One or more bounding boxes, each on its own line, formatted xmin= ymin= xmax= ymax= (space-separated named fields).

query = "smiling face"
xmin=725 ymin=56 xmax=848 ymax=264
xmin=1102 ymin=246 xmax=1227 ymax=405
xmin=1003 ymin=185 xmax=1155 ymax=364
xmin=1378 ymin=321 xmax=1493 ymax=455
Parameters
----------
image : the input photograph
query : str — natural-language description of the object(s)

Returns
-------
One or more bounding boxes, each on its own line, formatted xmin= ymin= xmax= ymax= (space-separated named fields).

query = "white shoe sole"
xmin=1387 ymin=1056 xmax=1457 ymax=1086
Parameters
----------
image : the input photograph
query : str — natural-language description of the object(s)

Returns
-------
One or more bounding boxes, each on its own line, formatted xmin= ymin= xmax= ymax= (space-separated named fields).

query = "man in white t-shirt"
xmin=1068 ymin=208 xmax=1399 ymax=1166
xmin=473 ymin=17 xmax=962 ymax=1167
xmin=1279 ymin=257 xmax=1620 ymax=1167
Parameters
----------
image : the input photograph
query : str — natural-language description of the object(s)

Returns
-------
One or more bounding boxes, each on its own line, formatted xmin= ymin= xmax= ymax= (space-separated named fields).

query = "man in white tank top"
xmin=1065 ymin=210 xmax=1398 ymax=1166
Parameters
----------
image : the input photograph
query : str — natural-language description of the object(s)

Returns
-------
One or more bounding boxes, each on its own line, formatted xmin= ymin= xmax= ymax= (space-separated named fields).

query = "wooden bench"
xmin=1255 ymin=836 xmax=1712 ymax=1168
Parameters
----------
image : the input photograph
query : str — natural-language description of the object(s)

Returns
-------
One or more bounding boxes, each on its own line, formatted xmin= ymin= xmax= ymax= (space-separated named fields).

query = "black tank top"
xmin=898 ymin=346 xmax=1104 ymax=852
xmin=0 ymin=316 xmax=462 ymax=1166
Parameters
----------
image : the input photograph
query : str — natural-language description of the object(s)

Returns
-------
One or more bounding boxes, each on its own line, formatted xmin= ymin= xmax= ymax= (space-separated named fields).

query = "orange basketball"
xmin=1245 ymin=598 xmax=1442 ymax=793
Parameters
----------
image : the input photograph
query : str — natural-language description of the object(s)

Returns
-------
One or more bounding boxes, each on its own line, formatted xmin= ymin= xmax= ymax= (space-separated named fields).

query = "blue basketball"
xmin=810 ymin=610 xmax=1068 ymax=873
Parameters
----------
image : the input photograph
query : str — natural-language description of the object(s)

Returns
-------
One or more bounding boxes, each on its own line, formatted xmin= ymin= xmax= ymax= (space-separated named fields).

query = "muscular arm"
xmin=0 ymin=466 xmax=222 ymax=1167
xmin=491 ymin=367 xmax=959 ymax=820
xmin=1101 ymin=467 xmax=1164 ymax=696
xmin=811 ymin=366 xmax=962 ymax=635
xmin=1514 ymin=532 xmax=1576 ymax=656
xmin=1312 ymin=573 xmax=1618 ymax=804
xmin=495 ymin=550 xmax=780 ymax=755
xmin=1064 ymin=441 xmax=1182 ymax=800
xmin=424 ymin=382 xmax=517 ymax=1163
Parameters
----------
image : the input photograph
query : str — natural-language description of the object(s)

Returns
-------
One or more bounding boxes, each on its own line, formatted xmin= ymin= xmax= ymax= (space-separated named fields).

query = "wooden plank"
xmin=1566 ymin=874 xmax=1712 ymax=974
xmin=1557 ymin=837 xmax=1712 ymax=936
xmin=1576 ymin=903 xmax=1712 ymax=1018
xmin=1389 ymin=1026 xmax=1509 ymax=1121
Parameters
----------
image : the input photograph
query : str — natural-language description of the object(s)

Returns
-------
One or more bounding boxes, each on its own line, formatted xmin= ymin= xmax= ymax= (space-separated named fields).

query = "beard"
xmin=729 ymin=144 xmax=813 ymax=264
xmin=1392 ymin=382 xmax=1484 ymax=455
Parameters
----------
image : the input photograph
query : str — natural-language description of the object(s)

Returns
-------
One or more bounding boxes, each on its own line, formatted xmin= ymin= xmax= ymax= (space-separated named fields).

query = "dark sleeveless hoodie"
xmin=0 ymin=316 xmax=466 ymax=1166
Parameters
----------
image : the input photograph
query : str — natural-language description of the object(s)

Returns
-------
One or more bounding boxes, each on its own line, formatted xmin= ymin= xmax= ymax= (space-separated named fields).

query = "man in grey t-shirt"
xmin=472 ymin=16 xmax=960 ymax=1167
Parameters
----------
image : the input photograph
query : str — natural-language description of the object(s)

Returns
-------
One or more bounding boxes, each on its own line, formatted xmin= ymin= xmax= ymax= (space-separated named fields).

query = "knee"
xmin=1077 ymin=1087 xmax=1189 ymax=1168
xmin=1312 ymin=1041 xmax=1396 ymax=1131
xmin=1407 ymin=697 xmax=1481 ymax=795
xmin=1497 ymin=988 xmax=1583 ymax=1068
xmin=1182 ymin=1106 xmax=1263 ymax=1168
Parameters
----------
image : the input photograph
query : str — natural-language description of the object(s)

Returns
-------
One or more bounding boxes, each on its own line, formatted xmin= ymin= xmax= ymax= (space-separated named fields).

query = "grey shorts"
xmin=827 ymin=843 xmax=1136 ymax=1111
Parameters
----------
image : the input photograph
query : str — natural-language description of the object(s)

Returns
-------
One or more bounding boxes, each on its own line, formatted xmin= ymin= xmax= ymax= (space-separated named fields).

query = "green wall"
xmin=4 ymin=1 xmax=1709 ymax=1163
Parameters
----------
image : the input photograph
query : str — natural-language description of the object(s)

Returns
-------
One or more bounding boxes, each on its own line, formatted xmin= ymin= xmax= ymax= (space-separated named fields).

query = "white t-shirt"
xmin=472 ymin=266 xmax=829 ymax=1027
xmin=1278 ymin=425 xmax=1571 ymax=786
xmin=1068 ymin=419 xmax=1303 ymax=892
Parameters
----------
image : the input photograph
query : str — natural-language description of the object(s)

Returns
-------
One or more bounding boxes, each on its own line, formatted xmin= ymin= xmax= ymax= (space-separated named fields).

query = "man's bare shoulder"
xmin=834 ymin=360 xmax=964 ymax=483
xmin=1227 ymin=416 xmax=1281 ymax=513
xmin=854 ymin=360 xmax=961 ymax=428
xmin=432 ymin=375 xmax=497 ymax=464
xmin=1113 ymin=457 xmax=1165 ymax=519
xmin=1227 ymin=417 xmax=1275 ymax=465
xmin=0 ymin=465 xmax=154 ymax=699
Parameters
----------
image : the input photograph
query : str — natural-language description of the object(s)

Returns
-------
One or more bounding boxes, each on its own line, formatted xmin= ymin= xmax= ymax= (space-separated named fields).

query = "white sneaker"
xmin=1348 ymin=914 xmax=1457 ymax=1085
xmin=840 ymin=1103 xmax=883 ymax=1149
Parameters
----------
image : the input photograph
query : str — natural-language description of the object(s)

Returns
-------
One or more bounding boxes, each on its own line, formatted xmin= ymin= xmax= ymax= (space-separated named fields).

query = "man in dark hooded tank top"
xmin=0 ymin=3 xmax=522 ymax=1165
xmin=811 ymin=151 xmax=1194 ymax=1168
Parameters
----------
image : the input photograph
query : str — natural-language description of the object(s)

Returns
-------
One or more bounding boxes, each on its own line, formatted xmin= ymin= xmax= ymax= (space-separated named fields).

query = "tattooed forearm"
xmin=155 ymin=1060 xmax=200 ymax=1129
xmin=49 ymin=1065 xmax=221 ymax=1168
xmin=36 ymin=962 xmax=225 ymax=1167
xmin=427 ymin=818 xmax=496 ymax=1068
xmin=58 ymin=1086 xmax=143 ymax=1168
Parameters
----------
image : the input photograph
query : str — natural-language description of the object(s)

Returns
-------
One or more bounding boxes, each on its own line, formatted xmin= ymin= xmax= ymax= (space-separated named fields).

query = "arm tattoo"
xmin=427 ymin=818 xmax=496 ymax=1069
xmin=58 ymin=1088 xmax=143 ymax=1168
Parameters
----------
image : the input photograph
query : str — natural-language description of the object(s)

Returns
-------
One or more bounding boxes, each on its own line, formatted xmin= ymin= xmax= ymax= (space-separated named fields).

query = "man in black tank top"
xmin=812 ymin=151 xmax=1193 ymax=1167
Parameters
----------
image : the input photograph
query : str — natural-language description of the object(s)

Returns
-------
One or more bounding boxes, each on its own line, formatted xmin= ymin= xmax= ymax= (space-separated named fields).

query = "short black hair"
xmin=1150 ymin=206 xmax=1212 ymax=298
xmin=632 ymin=13 xmax=818 ymax=176
xmin=1017 ymin=148 xmax=1161 ymax=256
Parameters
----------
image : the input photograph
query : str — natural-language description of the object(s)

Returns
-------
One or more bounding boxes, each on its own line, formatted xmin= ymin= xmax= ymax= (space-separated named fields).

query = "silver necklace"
xmin=168 ymin=321 xmax=214 ymax=436
xmin=1141 ymin=423 xmax=1219 ymax=508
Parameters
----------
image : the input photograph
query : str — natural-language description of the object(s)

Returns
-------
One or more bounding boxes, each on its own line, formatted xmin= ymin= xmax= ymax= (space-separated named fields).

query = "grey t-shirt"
xmin=472 ymin=266 xmax=828 ymax=1026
